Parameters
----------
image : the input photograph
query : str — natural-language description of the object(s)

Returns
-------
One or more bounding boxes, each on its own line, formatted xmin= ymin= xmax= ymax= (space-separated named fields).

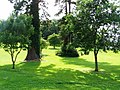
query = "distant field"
xmin=0 ymin=47 xmax=120 ymax=90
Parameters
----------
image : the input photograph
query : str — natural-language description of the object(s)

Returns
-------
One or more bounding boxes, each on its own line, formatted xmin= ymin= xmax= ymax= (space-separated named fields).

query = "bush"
xmin=47 ymin=33 xmax=61 ymax=49
xmin=40 ymin=38 xmax=49 ymax=52
xmin=56 ymin=44 xmax=79 ymax=57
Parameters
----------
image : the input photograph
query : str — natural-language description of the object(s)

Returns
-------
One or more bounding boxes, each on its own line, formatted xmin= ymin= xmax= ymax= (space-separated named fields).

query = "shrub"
xmin=48 ymin=33 xmax=61 ymax=49
xmin=40 ymin=38 xmax=49 ymax=53
xmin=56 ymin=44 xmax=79 ymax=57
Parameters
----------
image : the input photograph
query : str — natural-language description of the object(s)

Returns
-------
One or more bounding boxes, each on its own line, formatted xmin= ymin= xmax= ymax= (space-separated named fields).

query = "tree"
xmin=40 ymin=38 xmax=49 ymax=54
xmin=40 ymin=20 xmax=59 ymax=39
xmin=55 ymin=0 xmax=77 ymax=57
xmin=48 ymin=20 xmax=60 ymax=36
xmin=75 ymin=0 xmax=120 ymax=71
xmin=55 ymin=0 xmax=68 ymax=15
xmin=8 ymin=0 xmax=48 ymax=61
xmin=25 ymin=0 xmax=40 ymax=61
xmin=48 ymin=33 xmax=61 ymax=49
xmin=55 ymin=0 xmax=76 ymax=15
xmin=57 ymin=14 xmax=79 ymax=57
xmin=0 ymin=14 xmax=34 ymax=69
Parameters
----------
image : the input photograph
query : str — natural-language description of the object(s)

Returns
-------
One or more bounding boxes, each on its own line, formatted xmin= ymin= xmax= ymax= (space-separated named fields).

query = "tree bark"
xmin=94 ymin=49 xmax=98 ymax=72
xmin=25 ymin=0 xmax=41 ymax=61
xmin=65 ymin=1 xmax=68 ymax=15
xmin=25 ymin=47 xmax=40 ymax=61
xmin=93 ymin=27 xmax=98 ymax=72
xmin=11 ymin=54 xmax=15 ymax=69
xmin=53 ymin=45 xmax=56 ymax=49
xmin=68 ymin=0 xmax=71 ymax=14
xmin=12 ymin=61 xmax=15 ymax=69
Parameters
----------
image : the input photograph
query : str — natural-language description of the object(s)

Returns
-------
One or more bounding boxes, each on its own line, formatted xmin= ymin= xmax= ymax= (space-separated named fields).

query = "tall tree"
xmin=8 ymin=0 xmax=48 ymax=60
xmin=75 ymin=0 xmax=120 ymax=71
xmin=57 ymin=14 xmax=79 ymax=57
xmin=55 ymin=0 xmax=76 ymax=15
xmin=25 ymin=0 xmax=40 ymax=61
xmin=55 ymin=0 xmax=76 ymax=55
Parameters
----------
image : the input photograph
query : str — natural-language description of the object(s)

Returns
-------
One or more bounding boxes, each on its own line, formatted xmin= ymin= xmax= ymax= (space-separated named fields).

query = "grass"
xmin=0 ymin=47 xmax=120 ymax=90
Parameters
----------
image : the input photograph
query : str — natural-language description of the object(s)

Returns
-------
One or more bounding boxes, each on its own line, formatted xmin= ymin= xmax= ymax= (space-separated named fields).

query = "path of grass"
xmin=0 ymin=47 xmax=120 ymax=90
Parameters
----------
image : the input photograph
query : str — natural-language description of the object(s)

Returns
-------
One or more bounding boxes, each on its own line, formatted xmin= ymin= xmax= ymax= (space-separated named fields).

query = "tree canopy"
xmin=0 ymin=14 xmax=34 ymax=69
xmin=73 ymin=0 xmax=120 ymax=71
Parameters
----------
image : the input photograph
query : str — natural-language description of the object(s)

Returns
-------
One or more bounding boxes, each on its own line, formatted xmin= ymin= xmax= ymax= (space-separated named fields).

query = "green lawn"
xmin=0 ymin=47 xmax=120 ymax=90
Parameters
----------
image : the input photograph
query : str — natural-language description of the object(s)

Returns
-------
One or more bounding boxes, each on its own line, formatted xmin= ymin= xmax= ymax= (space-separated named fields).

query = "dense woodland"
xmin=0 ymin=0 xmax=120 ymax=71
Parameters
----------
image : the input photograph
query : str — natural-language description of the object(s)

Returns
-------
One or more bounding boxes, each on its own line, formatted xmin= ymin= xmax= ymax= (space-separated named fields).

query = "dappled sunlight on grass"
xmin=59 ymin=57 xmax=94 ymax=70
xmin=0 ymin=62 xmax=120 ymax=89
xmin=0 ymin=47 xmax=120 ymax=89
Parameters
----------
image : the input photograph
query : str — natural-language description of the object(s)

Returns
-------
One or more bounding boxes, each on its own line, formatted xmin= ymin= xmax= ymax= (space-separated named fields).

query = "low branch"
xmin=14 ymin=48 xmax=22 ymax=62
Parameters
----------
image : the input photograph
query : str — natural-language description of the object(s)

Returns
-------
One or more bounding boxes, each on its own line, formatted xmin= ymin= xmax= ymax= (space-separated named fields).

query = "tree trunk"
xmin=11 ymin=54 xmax=15 ymax=69
xmin=94 ymin=49 xmax=98 ymax=72
xmin=65 ymin=1 xmax=68 ymax=15
xmin=93 ymin=28 xmax=98 ymax=72
xmin=53 ymin=45 xmax=56 ymax=49
xmin=12 ymin=61 xmax=15 ymax=69
xmin=25 ymin=47 xmax=40 ymax=61
xmin=63 ymin=36 xmax=68 ymax=48
xmin=68 ymin=0 xmax=71 ymax=14
xmin=25 ymin=0 xmax=41 ymax=61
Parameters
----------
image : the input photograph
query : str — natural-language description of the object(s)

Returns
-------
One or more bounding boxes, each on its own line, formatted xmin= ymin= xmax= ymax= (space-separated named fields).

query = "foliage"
xmin=58 ymin=14 xmax=79 ymax=57
xmin=56 ymin=44 xmax=79 ymax=57
xmin=75 ymin=0 xmax=120 ymax=51
xmin=40 ymin=38 xmax=49 ymax=53
xmin=59 ymin=15 xmax=75 ymax=40
xmin=0 ymin=14 xmax=34 ymax=69
xmin=40 ymin=20 xmax=59 ymax=39
xmin=8 ymin=0 xmax=44 ymax=59
xmin=74 ymin=0 xmax=120 ymax=71
xmin=47 ymin=33 xmax=61 ymax=49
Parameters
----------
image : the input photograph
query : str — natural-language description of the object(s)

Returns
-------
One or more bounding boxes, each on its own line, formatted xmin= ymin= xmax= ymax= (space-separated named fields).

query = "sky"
xmin=0 ymin=0 xmax=63 ymax=20
xmin=0 ymin=0 xmax=14 ymax=20
xmin=43 ymin=0 xmax=63 ymax=20
xmin=0 ymin=0 xmax=117 ymax=20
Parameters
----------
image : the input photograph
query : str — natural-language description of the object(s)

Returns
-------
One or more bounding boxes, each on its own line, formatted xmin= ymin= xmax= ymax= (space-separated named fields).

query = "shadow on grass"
xmin=60 ymin=57 xmax=120 ymax=73
xmin=0 ymin=59 xmax=120 ymax=90
xmin=61 ymin=57 xmax=95 ymax=69
xmin=48 ymin=46 xmax=60 ymax=50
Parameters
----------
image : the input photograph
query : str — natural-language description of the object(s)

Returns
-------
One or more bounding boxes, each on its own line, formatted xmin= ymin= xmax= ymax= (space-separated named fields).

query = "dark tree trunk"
xmin=11 ymin=54 xmax=15 ymax=69
xmin=62 ymin=34 xmax=69 ymax=54
xmin=65 ymin=1 xmax=68 ymax=15
xmin=25 ymin=0 xmax=41 ymax=61
xmin=63 ymin=34 xmax=69 ymax=46
xmin=12 ymin=61 xmax=15 ymax=69
xmin=94 ymin=49 xmax=98 ymax=72
xmin=93 ymin=27 xmax=99 ymax=72
xmin=53 ymin=45 xmax=56 ymax=49
xmin=64 ymin=0 xmax=71 ymax=46
xmin=68 ymin=0 xmax=71 ymax=14
xmin=25 ymin=47 xmax=40 ymax=61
